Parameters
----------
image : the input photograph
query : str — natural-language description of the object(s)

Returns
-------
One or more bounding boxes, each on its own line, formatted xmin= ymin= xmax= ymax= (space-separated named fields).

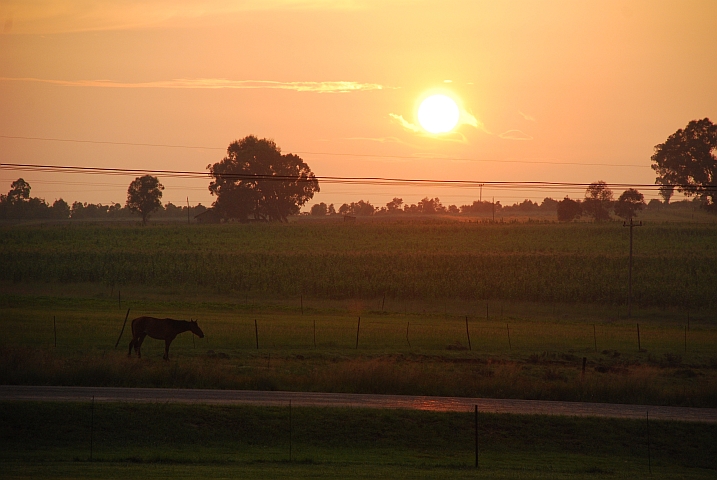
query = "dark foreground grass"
xmin=1 ymin=402 xmax=715 ymax=479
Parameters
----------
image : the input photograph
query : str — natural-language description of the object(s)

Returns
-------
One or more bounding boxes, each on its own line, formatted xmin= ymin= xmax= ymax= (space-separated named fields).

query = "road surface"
xmin=1 ymin=385 xmax=714 ymax=423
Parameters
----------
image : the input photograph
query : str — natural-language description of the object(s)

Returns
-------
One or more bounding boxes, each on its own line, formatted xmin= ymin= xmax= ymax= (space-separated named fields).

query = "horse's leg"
xmin=164 ymin=337 xmax=174 ymax=361
xmin=128 ymin=337 xmax=134 ymax=357
xmin=136 ymin=333 xmax=147 ymax=358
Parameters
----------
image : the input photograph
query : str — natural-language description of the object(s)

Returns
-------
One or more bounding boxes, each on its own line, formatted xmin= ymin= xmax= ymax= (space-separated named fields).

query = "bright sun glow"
xmin=417 ymin=94 xmax=460 ymax=134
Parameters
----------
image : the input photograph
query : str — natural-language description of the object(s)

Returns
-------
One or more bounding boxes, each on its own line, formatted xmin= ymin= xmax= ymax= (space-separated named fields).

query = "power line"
xmin=1 ymin=162 xmax=708 ymax=192
xmin=0 ymin=134 xmax=648 ymax=168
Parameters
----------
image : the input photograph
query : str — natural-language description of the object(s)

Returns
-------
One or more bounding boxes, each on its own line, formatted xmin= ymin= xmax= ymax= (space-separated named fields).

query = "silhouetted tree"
xmin=417 ymin=197 xmax=445 ymax=214
xmin=311 ymin=202 xmax=328 ymax=216
xmin=614 ymin=188 xmax=646 ymax=220
xmin=652 ymin=118 xmax=717 ymax=211
xmin=126 ymin=175 xmax=164 ymax=225
xmin=51 ymin=199 xmax=70 ymax=219
xmin=557 ymin=197 xmax=582 ymax=222
xmin=583 ymin=181 xmax=613 ymax=221
xmin=7 ymin=178 xmax=30 ymax=204
xmin=386 ymin=197 xmax=403 ymax=213
xmin=207 ymin=136 xmax=319 ymax=222
xmin=658 ymin=184 xmax=674 ymax=205
xmin=339 ymin=200 xmax=375 ymax=216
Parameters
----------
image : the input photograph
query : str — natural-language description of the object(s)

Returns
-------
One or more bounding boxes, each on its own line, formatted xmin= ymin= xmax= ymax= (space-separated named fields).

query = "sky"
xmin=1 ymin=0 xmax=716 ymax=210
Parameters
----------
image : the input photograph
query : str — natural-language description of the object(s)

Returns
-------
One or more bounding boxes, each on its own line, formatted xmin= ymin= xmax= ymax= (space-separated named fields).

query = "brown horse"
xmin=128 ymin=316 xmax=204 ymax=360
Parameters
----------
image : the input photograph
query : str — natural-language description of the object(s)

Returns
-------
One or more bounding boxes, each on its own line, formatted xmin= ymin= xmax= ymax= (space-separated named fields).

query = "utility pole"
xmin=479 ymin=184 xmax=484 ymax=203
xmin=187 ymin=197 xmax=190 ymax=224
xmin=623 ymin=217 xmax=642 ymax=317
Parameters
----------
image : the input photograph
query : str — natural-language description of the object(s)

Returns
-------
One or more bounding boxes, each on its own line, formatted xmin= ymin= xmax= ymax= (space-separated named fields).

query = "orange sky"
xmin=1 ymin=0 xmax=716 ymax=209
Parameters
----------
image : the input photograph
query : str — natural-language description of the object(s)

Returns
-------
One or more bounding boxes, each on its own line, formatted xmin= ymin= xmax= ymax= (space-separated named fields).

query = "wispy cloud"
xmin=389 ymin=114 xmax=422 ymax=133
xmin=519 ymin=111 xmax=536 ymax=122
xmin=0 ymin=77 xmax=388 ymax=93
xmin=1 ymin=0 xmax=367 ymax=34
xmin=499 ymin=129 xmax=533 ymax=141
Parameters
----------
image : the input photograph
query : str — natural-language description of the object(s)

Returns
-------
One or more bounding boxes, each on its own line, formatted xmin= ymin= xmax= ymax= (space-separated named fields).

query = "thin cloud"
xmin=499 ymin=129 xmax=533 ymax=141
xmin=0 ymin=77 xmax=388 ymax=93
xmin=1 ymin=0 xmax=367 ymax=34
xmin=389 ymin=114 xmax=422 ymax=133
xmin=519 ymin=111 xmax=536 ymax=122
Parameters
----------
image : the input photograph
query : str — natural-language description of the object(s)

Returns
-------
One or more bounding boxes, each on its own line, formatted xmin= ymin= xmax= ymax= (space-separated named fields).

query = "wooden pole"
xmin=254 ymin=319 xmax=259 ymax=349
xmin=647 ymin=410 xmax=651 ymax=474
xmin=474 ymin=405 xmax=479 ymax=468
xmin=355 ymin=317 xmax=361 ymax=349
xmin=507 ymin=323 xmax=511 ymax=350
xmin=593 ymin=324 xmax=597 ymax=353
xmin=114 ymin=308 xmax=131 ymax=348
xmin=465 ymin=316 xmax=472 ymax=351
xmin=90 ymin=396 xmax=94 ymax=462
xmin=637 ymin=323 xmax=641 ymax=351
xmin=53 ymin=316 xmax=57 ymax=348
xmin=406 ymin=321 xmax=411 ymax=348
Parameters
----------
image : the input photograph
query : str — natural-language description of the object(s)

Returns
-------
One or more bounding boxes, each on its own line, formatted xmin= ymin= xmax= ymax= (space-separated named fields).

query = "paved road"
xmin=1 ymin=385 xmax=714 ymax=423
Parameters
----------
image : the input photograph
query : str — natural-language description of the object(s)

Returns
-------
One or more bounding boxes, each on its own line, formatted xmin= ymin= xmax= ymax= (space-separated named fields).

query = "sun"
xmin=417 ymin=94 xmax=460 ymax=134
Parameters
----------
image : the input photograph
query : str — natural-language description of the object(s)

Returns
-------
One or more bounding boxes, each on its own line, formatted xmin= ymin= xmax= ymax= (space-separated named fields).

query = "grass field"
xmin=2 ymin=402 xmax=715 ymax=479
xmin=1 ymin=220 xmax=717 ymax=307
xmin=2 ymin=282 xmax=715 ymax=406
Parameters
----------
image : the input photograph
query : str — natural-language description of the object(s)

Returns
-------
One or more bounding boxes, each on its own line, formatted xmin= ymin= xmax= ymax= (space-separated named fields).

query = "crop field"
xmin=1 ymin=221 xmax=717 ymax=307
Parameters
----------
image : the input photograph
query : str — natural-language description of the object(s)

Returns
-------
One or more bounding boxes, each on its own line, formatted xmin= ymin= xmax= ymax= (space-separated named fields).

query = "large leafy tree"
xmin=208 ymin=136 xmax=319 ymax=222
xmin=126 ymin=175 xmax=164 ymax=225
xmin=583 ymin=181 xmax=613 ymax=221
xmin=651 ymin=118 xmax=717 ymax=211
xmin=614 ymin=188 xmax=646 ymax=220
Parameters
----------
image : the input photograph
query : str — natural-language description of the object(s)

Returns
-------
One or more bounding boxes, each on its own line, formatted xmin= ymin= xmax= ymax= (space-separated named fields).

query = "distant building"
xmin=194 ymin=207 xmax=222 ymax=224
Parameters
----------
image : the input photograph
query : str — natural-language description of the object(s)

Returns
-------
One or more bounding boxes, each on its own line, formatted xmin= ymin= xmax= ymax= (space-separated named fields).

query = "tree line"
xmin=2 ymin=118 xmax=714 ymax=223
xmin=0 ymin=178 xmax=207 ymax=221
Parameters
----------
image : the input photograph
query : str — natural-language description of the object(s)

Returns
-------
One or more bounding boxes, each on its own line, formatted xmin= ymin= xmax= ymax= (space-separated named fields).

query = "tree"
xmin=386 ymin=197 xmax=403 ymax=213
xmin=7 ymin=178 xmax=31 ymax=204
xmin=126 ymin=175 xmax=164 ymax=225
xmin=51 ymin=199 xmax=70 ymax=219
xmin=207 ymin=136 xmax=319 ymax=222
xmin=557 ymin=197 xmax=582 ymax=222
xmin=614 ymin=188 xmax=646 ymax=220
xmin=651 ymin=118 xmax=717 ymax=211
xmin=583 ymin=181 xmax=613 ymax=221
xmin=310 ymin=202 xmax=328 ymax=216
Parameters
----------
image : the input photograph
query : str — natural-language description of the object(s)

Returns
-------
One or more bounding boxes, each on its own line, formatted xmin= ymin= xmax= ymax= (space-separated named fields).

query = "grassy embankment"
xmin=1 ymin=401 xmax=715 ymax=479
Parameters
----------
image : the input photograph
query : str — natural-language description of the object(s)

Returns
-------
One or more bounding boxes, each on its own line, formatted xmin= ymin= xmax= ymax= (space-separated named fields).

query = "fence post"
xmin=90 ymin=396 xmax=94 ymax=462
xmin=406 ymin=322 xmax=411 ymax=348
xmin=254 ymin=319 xmax=259 ymax=349
xmin=474 ymin=405 xmax=479 ymax=467
xmin=465 ymin=316 xmax=472 ymax=351
xmin=355 ymin=317 xmax=361 ymax=349
xmin=114 ymin=308 xmax=131 ymax=348
xmin=647 ymin=410 xmax=651 ymax=474
xmin=593 ymin=324 xmax=597 ymax=353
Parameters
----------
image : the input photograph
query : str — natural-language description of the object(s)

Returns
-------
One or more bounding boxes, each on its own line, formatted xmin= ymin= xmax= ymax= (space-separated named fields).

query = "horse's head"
xmin=190 ymin=320 xmax=205 ymax=338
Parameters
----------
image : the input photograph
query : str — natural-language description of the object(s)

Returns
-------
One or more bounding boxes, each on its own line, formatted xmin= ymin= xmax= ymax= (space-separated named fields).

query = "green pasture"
xmin=1 ymin=402 xmax=715 ymax=479
xmin=1 ymin=221 xmax=717 ymax=307
xmin=2 ymin=285 xmax=715 ymax=406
